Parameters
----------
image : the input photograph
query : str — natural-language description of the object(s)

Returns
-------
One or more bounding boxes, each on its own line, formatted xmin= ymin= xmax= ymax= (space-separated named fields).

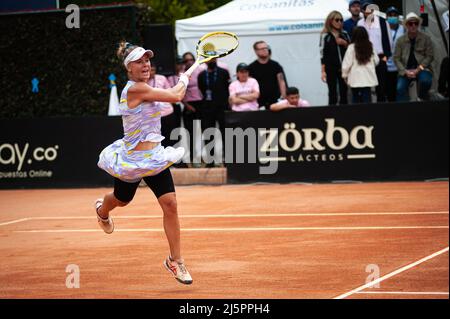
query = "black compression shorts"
xmin=113 ymin=168 xmax=175 ymax=203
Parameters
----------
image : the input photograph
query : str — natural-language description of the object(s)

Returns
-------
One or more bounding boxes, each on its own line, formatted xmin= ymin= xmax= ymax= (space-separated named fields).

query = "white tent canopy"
xmin=176 ymin=0 xmax=351 ymax=107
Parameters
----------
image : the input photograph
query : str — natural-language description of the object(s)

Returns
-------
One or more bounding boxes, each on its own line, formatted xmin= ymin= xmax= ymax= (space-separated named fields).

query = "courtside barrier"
xmin=0 ymin=101 xmax=448 ymax=188
xmin=224 ymin=100 xmax=449 ymax=183
xmin=0 ymin=116 xmax=123 ymax=189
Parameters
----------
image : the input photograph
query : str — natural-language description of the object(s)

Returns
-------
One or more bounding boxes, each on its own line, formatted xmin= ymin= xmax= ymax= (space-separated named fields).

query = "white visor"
xmin=123 ymin=47 xmax=154 ymax=67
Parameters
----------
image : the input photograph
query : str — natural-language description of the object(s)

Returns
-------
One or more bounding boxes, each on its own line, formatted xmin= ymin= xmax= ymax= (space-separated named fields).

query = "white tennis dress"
xmin=98 ymin=80 xmax=184 ymax=182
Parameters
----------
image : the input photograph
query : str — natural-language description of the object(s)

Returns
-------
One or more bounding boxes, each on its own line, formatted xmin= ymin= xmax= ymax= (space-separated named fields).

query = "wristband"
xmin=178 ymin=74 xmax=189 ymax=88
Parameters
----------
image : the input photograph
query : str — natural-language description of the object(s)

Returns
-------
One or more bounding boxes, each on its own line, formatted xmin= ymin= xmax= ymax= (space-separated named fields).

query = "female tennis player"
xmin=95 ymin=41 xmax=194 ymax=285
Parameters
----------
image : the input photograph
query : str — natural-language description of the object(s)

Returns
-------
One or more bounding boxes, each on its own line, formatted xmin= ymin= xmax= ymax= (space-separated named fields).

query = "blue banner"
xmin=0 ymin=0 xmax=57 ymax=13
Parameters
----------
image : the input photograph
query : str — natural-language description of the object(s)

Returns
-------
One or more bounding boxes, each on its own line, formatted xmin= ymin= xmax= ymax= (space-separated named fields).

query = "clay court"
xmin=0 ymin=180 xmax=448 ymax=299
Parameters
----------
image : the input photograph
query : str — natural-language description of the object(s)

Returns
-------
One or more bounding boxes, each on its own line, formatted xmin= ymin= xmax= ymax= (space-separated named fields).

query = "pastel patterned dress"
xmin=98 ymin=80 xmax=184 ymax=182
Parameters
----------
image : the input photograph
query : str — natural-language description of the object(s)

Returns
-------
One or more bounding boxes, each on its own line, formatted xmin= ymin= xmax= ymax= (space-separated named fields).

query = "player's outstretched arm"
xmin=128 ymin=76 xmax=188 ymax=104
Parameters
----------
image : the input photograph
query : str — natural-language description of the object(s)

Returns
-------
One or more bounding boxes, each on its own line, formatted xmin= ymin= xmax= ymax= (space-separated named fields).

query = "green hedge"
xmin=0 ymin=5 xmax=139 ymax=118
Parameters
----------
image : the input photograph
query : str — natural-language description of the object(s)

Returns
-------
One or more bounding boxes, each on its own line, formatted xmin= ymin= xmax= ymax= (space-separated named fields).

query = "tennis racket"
xmin=184 ymin=31 xmax=239 ymax=77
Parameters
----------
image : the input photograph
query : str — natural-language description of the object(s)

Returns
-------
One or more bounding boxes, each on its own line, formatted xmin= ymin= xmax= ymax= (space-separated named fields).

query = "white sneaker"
xmin=95 ymin=198 xmax=114 ymax=234
xmin=164 ymin=256 xmax=193 ymax=285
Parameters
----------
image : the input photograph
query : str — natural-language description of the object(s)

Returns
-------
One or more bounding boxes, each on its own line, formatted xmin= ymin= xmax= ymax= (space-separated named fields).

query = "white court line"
xmin=13 ymin=225 xmax=449 ymax=233
xmin=0 ymin=218 xmax=30 ymax=226
xmin=9 ymin=211 xmax=450 ymax=220
xmin=347 ymin=154 xmax=376 ymax=159
xmin=334 ymin=246 xmax=450 ymax=299
xmin=355 ymin=291 xmax=449 ymax=295
xmin=1 ymin=211 xmax=448 ymax=228
xmin=259 ymin=157 xmax=287 ymax=162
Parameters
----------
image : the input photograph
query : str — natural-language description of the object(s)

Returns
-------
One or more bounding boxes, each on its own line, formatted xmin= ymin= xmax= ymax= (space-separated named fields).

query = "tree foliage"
xmin=135 ymin=0 xmax=232 ymax=26
xmin=0 ymin=6 xmax=137 ymax=118
xmin=1 ymin=1 xmax=233 ymax=118
xmin=59 ymin=0 xmax=232 ymax=26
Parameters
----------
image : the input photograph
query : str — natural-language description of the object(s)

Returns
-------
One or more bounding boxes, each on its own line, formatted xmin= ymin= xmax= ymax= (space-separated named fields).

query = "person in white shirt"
xmin=357 ymin=3 xmax=393 ymax=102
xmin=342 ymin=26 xmax=380 ymax=104
xmin=228 ymin=63 xmax=260 ymax=112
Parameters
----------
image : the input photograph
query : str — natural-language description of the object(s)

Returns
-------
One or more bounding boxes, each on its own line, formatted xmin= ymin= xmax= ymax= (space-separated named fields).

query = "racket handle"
xmin=184 ymin=60 xmax=200 ymax=77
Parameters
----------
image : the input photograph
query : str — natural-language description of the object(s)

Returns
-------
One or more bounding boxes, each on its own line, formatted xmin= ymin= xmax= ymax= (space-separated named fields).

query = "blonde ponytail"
xmin=117 ymin=41 xmax=137 ymax=62
xmin=117 ymin=41 xmax=128 ymax=60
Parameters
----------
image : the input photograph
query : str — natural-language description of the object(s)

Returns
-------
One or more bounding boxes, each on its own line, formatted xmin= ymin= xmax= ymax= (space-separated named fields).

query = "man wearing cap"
xmin=386 ymin=6 xmax=405 ymax=102
xmin=229 ymin=63 xmax=260 ymax=112
xmin=343 ymin=0 xmax=362 ymax=39
xmin=358 ymin=3 xmax=393 ymax=102
xmin=394 ymin=12 xmax=434 ymax=102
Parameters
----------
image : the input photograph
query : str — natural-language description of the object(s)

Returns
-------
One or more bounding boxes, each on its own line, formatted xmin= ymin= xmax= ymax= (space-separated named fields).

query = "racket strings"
xmin=198 ymin=34 xmax=238 ymax=57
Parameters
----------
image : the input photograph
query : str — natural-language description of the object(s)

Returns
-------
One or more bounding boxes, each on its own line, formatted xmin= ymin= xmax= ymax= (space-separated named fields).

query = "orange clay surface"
xmin=0 ymin=181 xmax=448 ymax=299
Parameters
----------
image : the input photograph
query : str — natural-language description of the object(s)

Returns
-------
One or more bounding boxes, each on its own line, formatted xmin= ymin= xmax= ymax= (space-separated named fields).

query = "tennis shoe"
xmin=164 ymin=256 xmax=193 ymax=285
xmin=95 ymin=198 xmax=114 ymax=234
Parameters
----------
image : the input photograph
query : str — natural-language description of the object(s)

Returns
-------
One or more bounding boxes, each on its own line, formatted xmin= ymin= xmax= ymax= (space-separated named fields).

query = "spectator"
xmin=229 ymin=63 xmax=260 ymax=112
xmin=248 ymin=41 xmax=287 ymax=108
xmin=320 ymin=10 xmax=351 ymax=105
xmin=358 ymin=3 xmax=393 ymax=102
xmin=394 ymin=12 xmax=434 ymax=102
xmin=341 ymin=26 xmax=379 ymax=104
xmin=197 ymin=58 xmax=231 ymax=167
xmin=344 ymin=0 xmax=362 ymax=39
xmin=200 ymin=60 xmax=229 ymax=73
xmin=270 ymin=87 xmax=310 ymax=111
xmin=181 ymin=52 xmax=203 ymax=166
xmin=385 ymin=6 xmax=405 ymax=102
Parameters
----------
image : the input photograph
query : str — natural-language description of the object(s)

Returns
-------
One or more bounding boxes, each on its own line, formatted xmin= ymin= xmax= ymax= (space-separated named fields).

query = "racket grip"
xmin=184 ymin=60 xmax=200 ymax=77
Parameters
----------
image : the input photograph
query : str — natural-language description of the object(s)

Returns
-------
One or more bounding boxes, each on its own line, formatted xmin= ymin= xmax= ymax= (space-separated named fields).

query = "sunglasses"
xmin=407 ymin=21 xmax=419 ymax=26
xmin=334 ymin=18 xmax=343 ymax=23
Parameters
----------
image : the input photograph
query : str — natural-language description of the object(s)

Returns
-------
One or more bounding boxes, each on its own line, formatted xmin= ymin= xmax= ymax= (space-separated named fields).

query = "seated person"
xmin=394 ymin=13 xmax=434 ymax=101
xmin=270 ymin=87 xmax=310 ymax=111
xmin=228 ymin=63 xmax=260 ymax=111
